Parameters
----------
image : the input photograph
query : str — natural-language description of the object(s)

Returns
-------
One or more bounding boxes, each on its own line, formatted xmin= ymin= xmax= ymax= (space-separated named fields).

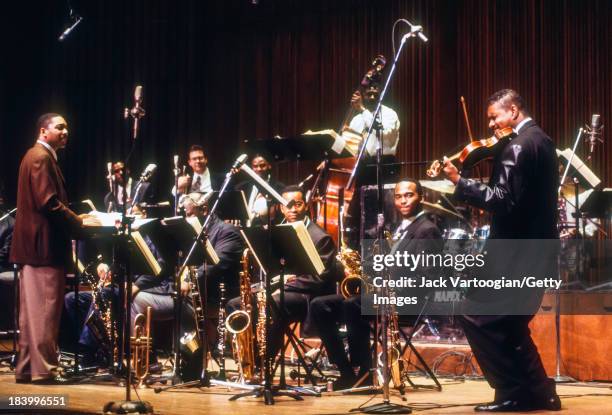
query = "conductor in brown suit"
xmin=10 ymin=113 xmax=90 ymax=383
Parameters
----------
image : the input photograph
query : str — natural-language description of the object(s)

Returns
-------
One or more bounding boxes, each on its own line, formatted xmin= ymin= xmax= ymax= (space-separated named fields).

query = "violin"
xmin=426 ymin=127 xmax=515 ymax=178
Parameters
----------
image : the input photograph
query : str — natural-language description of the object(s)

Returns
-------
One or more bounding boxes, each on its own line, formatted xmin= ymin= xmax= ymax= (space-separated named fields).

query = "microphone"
xmin=140 ymin=163 xmax=157 ymax=181
xmin=232 ymin=154 xmax=248 ymax=170
xmin=585 ymin=114 xmax=603 ymax=159
xmin=58 ymin=16 xmax=83 ymax=42
xmin=134 ymin=85 xmax=143 ymax=106
xmin=401 ymin=19 xmax=428 ymax=43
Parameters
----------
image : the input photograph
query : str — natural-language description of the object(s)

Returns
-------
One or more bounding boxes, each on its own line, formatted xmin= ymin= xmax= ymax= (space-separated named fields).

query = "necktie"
xmin=192 ymin=175 xmax=201 ymax=192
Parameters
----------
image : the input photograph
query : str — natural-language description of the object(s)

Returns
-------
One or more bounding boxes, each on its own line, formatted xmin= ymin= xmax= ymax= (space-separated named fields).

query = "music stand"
xmin=230 ymin=222 xmax=327 ymax=403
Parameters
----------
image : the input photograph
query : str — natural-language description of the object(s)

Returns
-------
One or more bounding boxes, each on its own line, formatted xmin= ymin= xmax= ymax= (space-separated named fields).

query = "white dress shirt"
xmin=36 ymin=140 xmax=57 ymax=161
xmin=191 ymin=169 xmax=212 ymax=193
xmin=348 ymin=105 xmax=400 ymax=157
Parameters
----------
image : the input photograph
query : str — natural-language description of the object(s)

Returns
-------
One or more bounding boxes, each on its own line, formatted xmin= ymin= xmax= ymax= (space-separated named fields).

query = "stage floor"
xmin=0 ymin=367 xmax=610 ymax=414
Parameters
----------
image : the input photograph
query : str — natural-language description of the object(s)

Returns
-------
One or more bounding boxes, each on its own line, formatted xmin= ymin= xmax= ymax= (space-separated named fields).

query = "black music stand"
xmin=150 ymin=216 xmax=212 ymax=386
xmin=230 ymin=223 xmax=327 ymax=403
xmin=205 ymin=190 xmax=251 ymax=224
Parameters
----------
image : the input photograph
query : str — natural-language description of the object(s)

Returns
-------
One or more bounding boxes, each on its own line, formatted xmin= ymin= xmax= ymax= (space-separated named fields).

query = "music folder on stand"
xmin=232 ymin=222 xmax=325 ymax=404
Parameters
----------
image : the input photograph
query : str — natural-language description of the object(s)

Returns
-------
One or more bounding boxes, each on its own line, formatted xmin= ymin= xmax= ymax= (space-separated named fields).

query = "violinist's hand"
xmin=351 ymin=90 xmax=366 ymax=113
xmin=442 ymin=157 xmax=461 ymax=184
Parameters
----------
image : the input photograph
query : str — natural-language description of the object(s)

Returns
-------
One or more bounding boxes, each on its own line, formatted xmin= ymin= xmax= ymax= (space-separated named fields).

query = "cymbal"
xmin=422 ymin=201 xmax=465 ymax=220
xmin=419 ymin=179 xmax=456 ymax=195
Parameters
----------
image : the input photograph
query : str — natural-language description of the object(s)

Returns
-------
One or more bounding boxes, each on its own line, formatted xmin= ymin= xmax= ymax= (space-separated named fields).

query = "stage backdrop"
xmin=1 ymin=0 xmax=610 ymax=208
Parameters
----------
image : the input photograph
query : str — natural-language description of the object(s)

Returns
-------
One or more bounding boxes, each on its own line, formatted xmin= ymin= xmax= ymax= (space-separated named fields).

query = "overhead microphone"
xmin=231 ymin=154 xmax=248 ymax=170
xmin=58 ymin=15 xmax=83 ymax=42
xmin=585 ymin=114 xmax=603 ymax=159
xmin=140 ymin=163 xmax=157 ymax=181
xmin=400 ymin=19 xmax=428 ymax=43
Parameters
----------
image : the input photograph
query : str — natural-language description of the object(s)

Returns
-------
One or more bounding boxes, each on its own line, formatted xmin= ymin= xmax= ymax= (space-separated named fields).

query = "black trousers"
xmin=458 ymin=314 xmax=555 ymax=403
xmin=309 ymin=294 xmax=371 ymax=377
xmin=226 ymin=290 xmax=310 ymax=361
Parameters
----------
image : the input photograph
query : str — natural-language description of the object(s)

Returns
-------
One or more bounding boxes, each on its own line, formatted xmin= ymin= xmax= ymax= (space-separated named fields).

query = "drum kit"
xmin=419 ymin=179 xmax=490 ymax=251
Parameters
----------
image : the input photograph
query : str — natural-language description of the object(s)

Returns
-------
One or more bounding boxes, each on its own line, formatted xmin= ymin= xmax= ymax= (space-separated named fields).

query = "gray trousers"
xmin=16 ymin=265 xmax=65 ymax=381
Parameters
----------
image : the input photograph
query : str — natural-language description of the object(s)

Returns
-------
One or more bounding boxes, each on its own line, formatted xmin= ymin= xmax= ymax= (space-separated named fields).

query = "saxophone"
xmin=180 ymin=266 xmax=206 ymax=355
xmin=83 ymin=262 xmax=116 ymax=365
xmin=225 ymin=249 xmax=256 ymax=382
xmin=255 ymin=289 xmax=267 ymax=380
xmin=336 ymin=206 xmax=364 ymax=298
xmin=338 ymin=245 xmax=363 ymax=298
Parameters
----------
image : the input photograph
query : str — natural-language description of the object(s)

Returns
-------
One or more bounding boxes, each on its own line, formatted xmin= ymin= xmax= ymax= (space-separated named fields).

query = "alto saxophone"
xmin=225 ymin=249 xmax=256 ymax=382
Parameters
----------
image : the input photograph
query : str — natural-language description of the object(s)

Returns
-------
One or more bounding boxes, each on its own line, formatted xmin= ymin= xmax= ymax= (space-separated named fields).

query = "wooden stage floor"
xmin=1 ymin=367 xmax=611 ymax=414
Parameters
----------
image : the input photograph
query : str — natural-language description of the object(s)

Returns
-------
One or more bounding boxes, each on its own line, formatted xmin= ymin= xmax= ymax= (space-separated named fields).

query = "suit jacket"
xmin=198 ymin=214 xmax=245 ymax=299
xmin=454 ymin=121 xmax=559 ymax=315
xmin=285 ymin=219 xmax=340 ymax=297
xmin=454 ymin=120 xmax=559 ymax=239
xmin=10 ymin=143 xmax=82 ymax=267
xmin=390 ymin=213 xmax=443 ymax=254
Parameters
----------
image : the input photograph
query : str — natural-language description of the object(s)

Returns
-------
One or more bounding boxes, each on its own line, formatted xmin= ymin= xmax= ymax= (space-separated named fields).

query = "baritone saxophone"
xmin=225 ymin=248 xmax=256 ymax=381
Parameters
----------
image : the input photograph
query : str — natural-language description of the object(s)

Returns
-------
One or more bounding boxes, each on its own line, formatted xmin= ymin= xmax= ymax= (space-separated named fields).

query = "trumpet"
xmin=131 ymin=306 xmax=152 ymax=388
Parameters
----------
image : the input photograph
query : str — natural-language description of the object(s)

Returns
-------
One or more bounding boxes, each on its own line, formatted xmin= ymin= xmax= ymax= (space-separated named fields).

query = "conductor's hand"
xmin=351 ymin=90 xmax=366 ymax=113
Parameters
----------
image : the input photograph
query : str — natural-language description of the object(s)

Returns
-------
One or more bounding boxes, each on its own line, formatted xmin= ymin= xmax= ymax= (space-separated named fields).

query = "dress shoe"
xmin=474 ymin=400 xmax=528 ymax=412
xmin=532 ymin=394 xmax=561 ymax=411
xmin=32 ymin=374 xmax=75 ymax=385
xmin=15 ymin=377 xmax=31 ymax=384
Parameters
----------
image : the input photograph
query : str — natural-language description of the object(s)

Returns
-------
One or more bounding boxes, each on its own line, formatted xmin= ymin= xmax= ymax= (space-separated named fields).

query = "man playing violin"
xmin=440 ymin=89 xmax=561 ymax=412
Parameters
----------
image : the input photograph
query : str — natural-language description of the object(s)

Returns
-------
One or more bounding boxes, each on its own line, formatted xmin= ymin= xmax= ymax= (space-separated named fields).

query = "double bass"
xmin=313 ymin=55 xmax=387 ymax=244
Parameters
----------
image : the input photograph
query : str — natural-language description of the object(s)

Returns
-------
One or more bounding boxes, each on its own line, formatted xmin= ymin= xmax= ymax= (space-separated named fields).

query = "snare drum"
xmin=444 ymin=228 xmax=470 ymax=240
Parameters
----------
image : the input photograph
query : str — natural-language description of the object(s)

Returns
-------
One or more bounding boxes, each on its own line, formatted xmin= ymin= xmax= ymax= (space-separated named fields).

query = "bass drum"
xmin=473 ymin=225 xmax=490 ymax=253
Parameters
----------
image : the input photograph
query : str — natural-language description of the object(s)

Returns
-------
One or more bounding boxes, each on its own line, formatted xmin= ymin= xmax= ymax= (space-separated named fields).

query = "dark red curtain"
xmin=1 ymin=0 xmax=610 ymax=206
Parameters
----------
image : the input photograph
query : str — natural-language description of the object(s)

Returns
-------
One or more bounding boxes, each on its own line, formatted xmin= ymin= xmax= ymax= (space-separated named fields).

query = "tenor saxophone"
xmin=225 ymin=249 xmax=256 ymax=381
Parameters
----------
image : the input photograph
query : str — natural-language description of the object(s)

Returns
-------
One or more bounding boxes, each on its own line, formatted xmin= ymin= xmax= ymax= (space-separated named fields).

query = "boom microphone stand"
xmin=553 ymin=127 xmax=585 ymax=384
xmin=103 ymin=85 xmax=154 ymax=415
xmin=154 ymin=154 xmax=258 ymax=394
xmin=349 ymin=20 xmax=427 ymax=414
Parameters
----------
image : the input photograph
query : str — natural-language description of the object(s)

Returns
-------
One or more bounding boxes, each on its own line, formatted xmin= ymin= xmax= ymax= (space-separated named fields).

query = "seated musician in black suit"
xmin=225 ymin=185 xmax=341 ymax=365
xmin=310 ymin=178 xmax=442 ymax=390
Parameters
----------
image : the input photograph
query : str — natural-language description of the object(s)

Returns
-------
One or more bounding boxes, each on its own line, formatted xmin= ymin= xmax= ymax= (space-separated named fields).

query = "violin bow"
xmin=460 ymin=96 xmax=475 ymax=141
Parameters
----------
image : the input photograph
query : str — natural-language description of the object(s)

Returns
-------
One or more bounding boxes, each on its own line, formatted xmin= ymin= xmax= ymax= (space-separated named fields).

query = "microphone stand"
xmin=154 ymin=161 xmax=258 ymax=394
xmin=225 ymin=164 xmax=302 ymax=405
xmin=553 ymin=127 xmax=585 ymax=384
xmin=349 ymin=23 xmax=425 ymax=415
xmin=103 ymin=88 xmax=154 ymax=415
